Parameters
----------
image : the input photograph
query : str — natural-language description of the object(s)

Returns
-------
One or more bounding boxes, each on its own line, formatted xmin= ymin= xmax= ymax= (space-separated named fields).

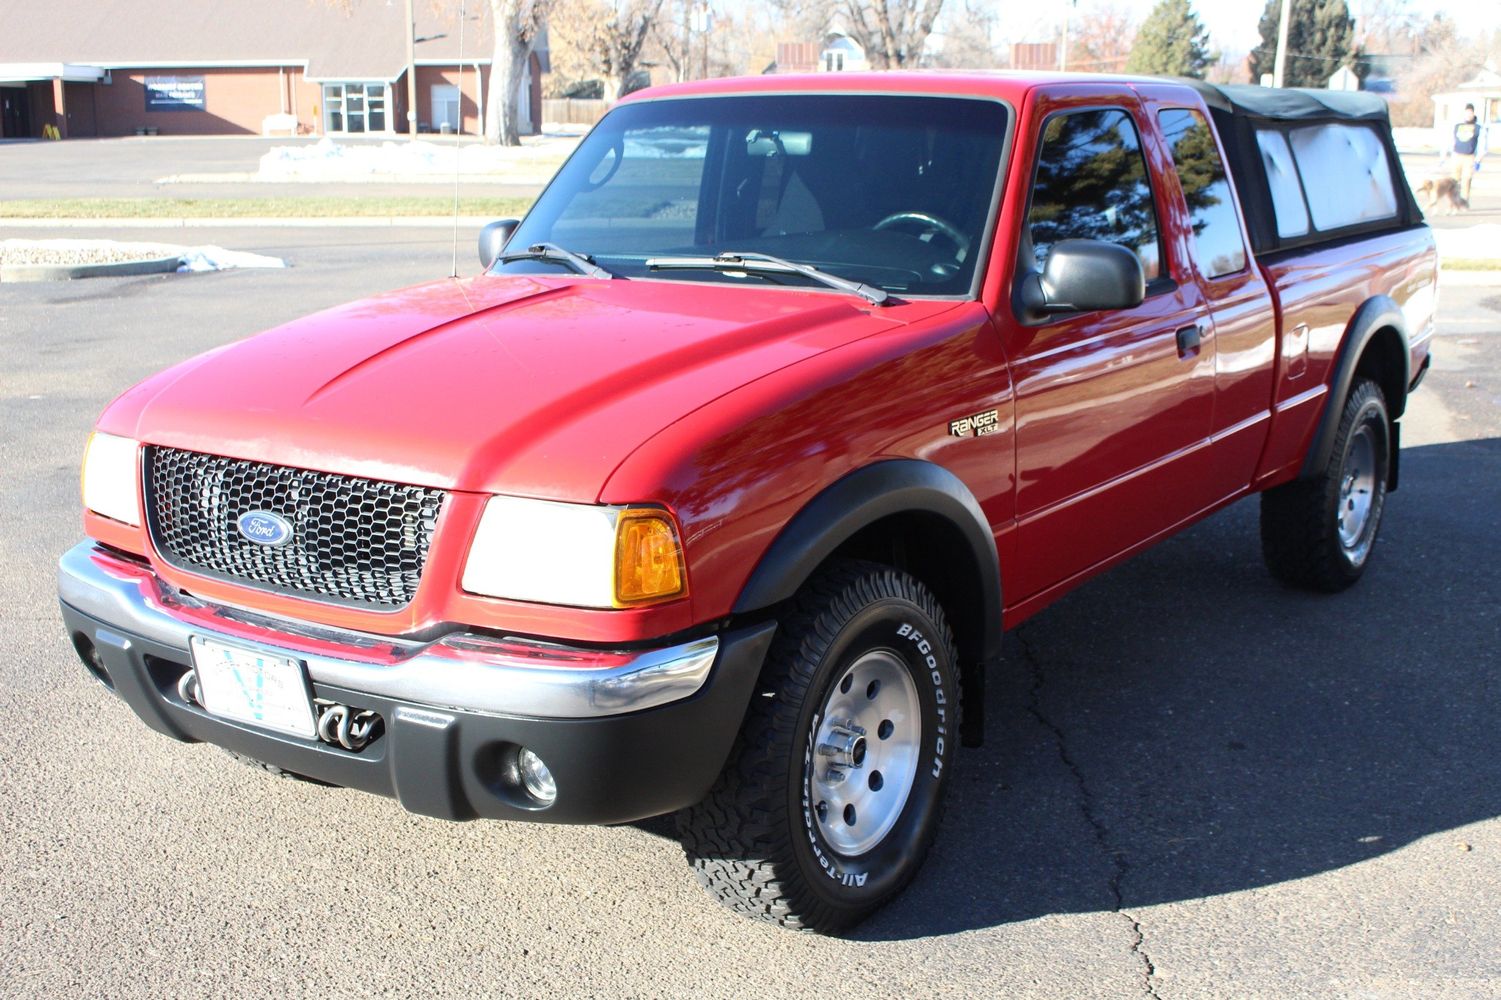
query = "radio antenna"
xmin=450 ymin=0 xmax=466 ymax=278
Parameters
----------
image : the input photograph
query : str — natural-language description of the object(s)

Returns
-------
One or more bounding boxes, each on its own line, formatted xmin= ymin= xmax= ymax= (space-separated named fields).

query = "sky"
xmin=979 ymin=0 xmax=1501 ymax=57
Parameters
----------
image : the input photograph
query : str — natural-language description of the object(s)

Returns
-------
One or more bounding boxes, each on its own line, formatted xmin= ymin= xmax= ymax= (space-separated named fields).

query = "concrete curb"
xmin=0 ymin=216 xmax=494 ymax=229
xmin=1 ymin=254 xmax=183 ymax=282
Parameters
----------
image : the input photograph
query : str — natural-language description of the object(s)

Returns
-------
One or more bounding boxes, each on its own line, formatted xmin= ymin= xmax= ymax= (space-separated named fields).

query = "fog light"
xmin=517 ymin=747 xmax=557 ymax=805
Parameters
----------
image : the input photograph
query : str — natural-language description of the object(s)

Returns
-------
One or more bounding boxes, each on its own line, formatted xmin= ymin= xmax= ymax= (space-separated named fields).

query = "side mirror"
xmin=478 ymin=219 xmax=520 ymax=270
xmin=1021 ymin=239 xmax=1145 ymax=316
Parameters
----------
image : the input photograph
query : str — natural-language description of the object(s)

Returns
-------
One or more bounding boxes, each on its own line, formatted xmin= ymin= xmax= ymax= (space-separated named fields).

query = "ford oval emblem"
xmin=236 ymin=510 xmax=293 ymax=547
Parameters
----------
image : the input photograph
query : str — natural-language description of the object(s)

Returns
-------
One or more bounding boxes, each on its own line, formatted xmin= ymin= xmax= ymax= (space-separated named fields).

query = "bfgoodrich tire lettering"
xmin=676 ymin=559 xmax=959 ymax=932
xmin=1261 ymin=377 xmax=1391 ymax=592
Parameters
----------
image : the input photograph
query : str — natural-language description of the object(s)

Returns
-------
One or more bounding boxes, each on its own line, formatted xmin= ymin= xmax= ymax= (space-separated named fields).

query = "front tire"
xmin=677 ymin=560 xmax=959 ymax=932
xmin=1260 ymin=377 xmax=1391 ymax=592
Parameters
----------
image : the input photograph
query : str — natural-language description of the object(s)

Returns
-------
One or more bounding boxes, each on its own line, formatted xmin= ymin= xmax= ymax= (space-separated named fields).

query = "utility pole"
xmin=405 ymin=0 xmax=418 ymax=137
xmin=1273 ymin=0 xmax=1293 ymax=87
xmin=1058 ymin=1 xmax=1074 ymax=72
xmin=690 ymin=3 xmax=711 ymax=81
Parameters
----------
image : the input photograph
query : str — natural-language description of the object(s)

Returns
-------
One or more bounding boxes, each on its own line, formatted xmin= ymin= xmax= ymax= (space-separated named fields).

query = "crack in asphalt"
xmin=1015 ymin=626 xmax=1162 ymax=1000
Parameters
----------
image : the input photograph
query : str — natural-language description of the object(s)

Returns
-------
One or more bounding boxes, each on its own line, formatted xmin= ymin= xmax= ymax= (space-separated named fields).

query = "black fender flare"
xmin=733 ymin=460 xmax=1002 ymax=748
xmin=1299 ymin=295 xmax=1409 ymax=480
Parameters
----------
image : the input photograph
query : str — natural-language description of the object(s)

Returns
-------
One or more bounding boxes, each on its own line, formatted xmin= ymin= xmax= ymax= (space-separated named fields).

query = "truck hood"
xmin=104 ymin=274 xmax=957 ymax=499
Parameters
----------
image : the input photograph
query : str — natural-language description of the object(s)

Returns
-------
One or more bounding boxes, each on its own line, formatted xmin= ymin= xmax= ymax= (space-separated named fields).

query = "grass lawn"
xmin=0 ymin=196 xmax=534 ymax=219
xmin=1441 ymin=258 xmax=1501 ymax=271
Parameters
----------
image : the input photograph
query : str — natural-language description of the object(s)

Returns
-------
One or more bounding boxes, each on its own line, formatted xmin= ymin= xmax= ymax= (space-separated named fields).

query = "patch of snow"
xmin=0 ymin=238 xmax=285 ymax=272
xmin=176 ymin=246 xmax=287 ymax=272
xmin=254 ymin=136 xmax=578 ymax=183
xmin=1433 ymin=223 xmax=1501 ymax=262
xmin=1393 ymin=127 xmax=1439 ymax=154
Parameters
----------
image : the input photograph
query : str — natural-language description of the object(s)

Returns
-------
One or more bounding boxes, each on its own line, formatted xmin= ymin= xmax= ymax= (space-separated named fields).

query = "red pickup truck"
xmin=60 ymin=73 xmax=1435 ymax=931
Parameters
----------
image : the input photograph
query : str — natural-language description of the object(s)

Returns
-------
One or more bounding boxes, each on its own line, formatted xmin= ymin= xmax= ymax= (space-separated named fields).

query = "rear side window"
xmin=1256 ymin=130 xmax=1309 ymax=239
xmin=1159 ymin=109 xmax=1247 ymax=279
xmin=1027 ymin=109 xmax=1161 ymax=281
xmin=1288 ymin=124 xmax=1398 ymax=230
xmin=1255 ymin=122 xmax=1398 ymax=240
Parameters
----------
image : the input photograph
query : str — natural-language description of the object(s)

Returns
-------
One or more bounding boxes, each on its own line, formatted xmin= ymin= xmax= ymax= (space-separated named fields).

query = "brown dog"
xmin=1417 ymin=175 xmax=1470 ymax=214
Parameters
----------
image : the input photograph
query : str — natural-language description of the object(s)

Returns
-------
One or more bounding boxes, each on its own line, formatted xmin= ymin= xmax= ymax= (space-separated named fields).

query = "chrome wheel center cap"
xmin=818 ymin=722 xmax=867 ymax=778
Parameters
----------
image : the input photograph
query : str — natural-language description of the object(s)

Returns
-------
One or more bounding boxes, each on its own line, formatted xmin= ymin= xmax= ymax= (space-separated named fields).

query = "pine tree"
xmin=1124 ymin=0 xmax=1212 ymax=79
xmin=1249 ymin=0 xmax=1357 ymax=88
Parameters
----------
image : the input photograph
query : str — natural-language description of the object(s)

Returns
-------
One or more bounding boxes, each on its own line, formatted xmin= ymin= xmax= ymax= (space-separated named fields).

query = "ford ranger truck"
xmin=59 ymin=75 xmax=1435 ymax=932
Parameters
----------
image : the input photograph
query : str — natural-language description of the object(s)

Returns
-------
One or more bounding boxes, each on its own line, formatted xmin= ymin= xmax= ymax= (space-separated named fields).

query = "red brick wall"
xmin=90 ymin=67 xmax=293 ymax=136
xmin=33 ymin=62 xmax=536 ymax=139
xmin=414 ymin=65 xmax=491 ymax=135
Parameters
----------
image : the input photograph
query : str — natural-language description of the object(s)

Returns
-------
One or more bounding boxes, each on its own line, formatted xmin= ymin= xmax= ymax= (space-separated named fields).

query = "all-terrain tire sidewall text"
xmin=789 ymin=591 xmax=957 ymax=910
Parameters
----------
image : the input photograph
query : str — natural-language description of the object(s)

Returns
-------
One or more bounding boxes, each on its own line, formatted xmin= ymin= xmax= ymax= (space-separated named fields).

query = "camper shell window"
xmin=1185 ymin=82 xmax=1423 ymax=256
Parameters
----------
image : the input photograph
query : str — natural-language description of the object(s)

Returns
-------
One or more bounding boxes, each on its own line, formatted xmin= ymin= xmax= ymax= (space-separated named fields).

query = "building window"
xmin=323 ymin=83 xmax=388 ymax=134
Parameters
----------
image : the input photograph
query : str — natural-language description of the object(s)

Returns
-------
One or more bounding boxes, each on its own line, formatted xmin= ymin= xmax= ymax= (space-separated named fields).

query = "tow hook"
xmin=314 ymin=701 xmax=382 ymax=752
xmin=176 ymin=669 xmax=382 ymax=752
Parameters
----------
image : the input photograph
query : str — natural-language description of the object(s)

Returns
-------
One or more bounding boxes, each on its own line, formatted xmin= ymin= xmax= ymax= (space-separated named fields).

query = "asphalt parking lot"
xmin=0 ymin=135 xmax=546 ymax=202
xmin=2 ymin=227 xmax=1499 ymax=998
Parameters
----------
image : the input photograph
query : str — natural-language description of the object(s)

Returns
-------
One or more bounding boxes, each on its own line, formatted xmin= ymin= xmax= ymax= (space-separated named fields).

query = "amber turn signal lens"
xmin=613 ymin=509 xmax=686 ymax=606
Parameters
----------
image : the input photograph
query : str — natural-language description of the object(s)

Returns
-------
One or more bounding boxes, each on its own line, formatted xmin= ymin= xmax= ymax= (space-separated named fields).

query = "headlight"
xmin=81 ymin=432 xmax=142 ymax=526
xmin=461 ymin=497 xmax=686 ymax=608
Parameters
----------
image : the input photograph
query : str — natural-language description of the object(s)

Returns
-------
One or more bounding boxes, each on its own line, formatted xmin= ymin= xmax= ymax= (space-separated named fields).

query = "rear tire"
xmin=1260 ymin=377 xmax=1390 ymax=592
xmin=676 ymin=559 xmax=959 ymax=932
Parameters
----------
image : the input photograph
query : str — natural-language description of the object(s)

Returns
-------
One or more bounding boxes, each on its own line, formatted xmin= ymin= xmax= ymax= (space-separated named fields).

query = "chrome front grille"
xmin=144 ymin=447 xmax=445 ymax=609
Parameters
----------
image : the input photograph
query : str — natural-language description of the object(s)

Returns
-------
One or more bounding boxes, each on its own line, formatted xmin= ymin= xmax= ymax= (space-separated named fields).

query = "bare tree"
xmin=1066 ymin=4 xmax=1136 ymax=73
xmin=647 ymin=0 xmax=691 ymax=82
xmin=549 ymin=0 xmax=607 ymax=93
xmin=486 ymin=0 xmax=557 ymax=145
xmin=606 ymin=0 xmax=667 ymax=97
xmin=1388 ymin=14 xmax=1494 ymax=126
xmin=924 ymin=1 xmax=1000 ymax=68
xmin=553 ymin=0 xmax=668 ymax=97
xmin=1355 ymin=0 xmax=1421 ymax=54
xmin=842 ymin=0 xmax=947 ymax=69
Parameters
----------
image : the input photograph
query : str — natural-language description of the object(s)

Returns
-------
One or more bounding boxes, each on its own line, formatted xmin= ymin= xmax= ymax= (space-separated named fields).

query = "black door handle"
xmin=1176 ymin=324 xmax=1202 ymax=358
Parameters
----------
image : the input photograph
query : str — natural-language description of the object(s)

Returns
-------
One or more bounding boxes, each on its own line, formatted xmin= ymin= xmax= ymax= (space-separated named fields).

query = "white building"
xmin=820 ymin=35 xmax=869 ymax=73
xmin=1431 ymin=67 xmax=1501 ymax=149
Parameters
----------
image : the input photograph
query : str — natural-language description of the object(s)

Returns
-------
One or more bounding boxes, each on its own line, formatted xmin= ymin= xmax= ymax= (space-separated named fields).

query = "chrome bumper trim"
xmin=57 ymin=542 xmax=718 ymax=719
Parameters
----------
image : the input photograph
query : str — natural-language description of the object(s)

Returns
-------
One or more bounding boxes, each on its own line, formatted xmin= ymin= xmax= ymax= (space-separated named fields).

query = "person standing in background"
xmin=1449 ymin=103 xmax=1486 ymax=204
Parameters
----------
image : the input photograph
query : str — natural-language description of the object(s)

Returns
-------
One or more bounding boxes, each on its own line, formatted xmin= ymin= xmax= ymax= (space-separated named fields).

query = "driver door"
xmin=1007 ymin=89 xmax=1219 ymax=600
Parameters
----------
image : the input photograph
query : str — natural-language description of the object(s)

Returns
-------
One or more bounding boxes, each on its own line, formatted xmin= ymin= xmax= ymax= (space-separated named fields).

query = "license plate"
xmin=189 ymin=637 xmax=317 ymax=739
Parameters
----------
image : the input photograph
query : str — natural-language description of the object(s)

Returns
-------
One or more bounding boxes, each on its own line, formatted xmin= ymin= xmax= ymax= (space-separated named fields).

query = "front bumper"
xmin=58 ymin=542 xmax=774 ymax=824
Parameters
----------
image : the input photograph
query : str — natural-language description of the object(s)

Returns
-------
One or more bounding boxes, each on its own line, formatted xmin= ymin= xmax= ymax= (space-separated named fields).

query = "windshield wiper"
xmin=644 ymin=251 xmax=889 ymax=306
xmin=499 ymin=242 xmax=614 ymax=280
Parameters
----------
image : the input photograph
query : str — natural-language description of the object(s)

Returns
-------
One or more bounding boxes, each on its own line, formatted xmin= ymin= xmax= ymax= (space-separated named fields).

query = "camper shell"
xmin=1187 ymin=81 xmax=1424 ymax=256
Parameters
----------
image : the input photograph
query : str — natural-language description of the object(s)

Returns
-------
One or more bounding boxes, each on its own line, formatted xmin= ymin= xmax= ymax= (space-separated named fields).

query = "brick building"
xmin=0 ymin=0 xmax=547 ymax=140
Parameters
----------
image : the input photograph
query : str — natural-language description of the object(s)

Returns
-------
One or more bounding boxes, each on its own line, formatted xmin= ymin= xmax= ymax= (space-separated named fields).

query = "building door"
xmin=323 ymin=83 xmax=388 ymax=134
xmin=431 ymin=85 xmax=460 ymax=132
xmin=1 ymin=86 xmax=30 ymax=139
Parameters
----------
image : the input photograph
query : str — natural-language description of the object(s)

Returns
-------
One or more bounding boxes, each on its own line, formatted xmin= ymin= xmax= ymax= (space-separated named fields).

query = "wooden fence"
xmin=542 ymin=99 xmax=609 ymax=127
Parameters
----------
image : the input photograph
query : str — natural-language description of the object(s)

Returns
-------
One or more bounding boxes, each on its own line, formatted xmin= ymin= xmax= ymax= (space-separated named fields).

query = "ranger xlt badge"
xmin=949 ymin=409 xmax=1000 ymax=437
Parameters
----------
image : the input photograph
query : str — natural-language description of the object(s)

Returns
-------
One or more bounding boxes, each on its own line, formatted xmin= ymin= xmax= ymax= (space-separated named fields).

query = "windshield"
xmin=497 ymin=94 xmax=1010 ymax=297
